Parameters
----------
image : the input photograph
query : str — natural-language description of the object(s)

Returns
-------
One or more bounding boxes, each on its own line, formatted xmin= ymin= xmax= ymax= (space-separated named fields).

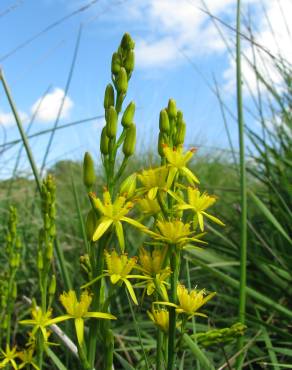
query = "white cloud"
xmin=0 ymin=110 xmax=28 ymax=126
xmin=119 ymin=0 xmax=235 ymax=69
xmin=31 ymin=87 xmax=73 ymax=122
xmin=223 ymin=0 xmax=292 ymax=94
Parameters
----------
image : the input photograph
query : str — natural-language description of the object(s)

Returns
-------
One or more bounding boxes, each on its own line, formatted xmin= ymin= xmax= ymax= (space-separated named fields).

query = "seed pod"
xmin=104 ymin=84 xmax=115 ymax=109
xmin=120 ymin=173 xmax=137 ymax=197
xmin=86 ymin=209 xmax=97 ymax=240
xmin=174 ymin=120 xmax=186 ymax=146
xmin=44 ymin=213 xmax=50 ymax=230
xmin=83 ymin=152 xmax=96 ymax=189
xmin=121 ymin=33 xmax=135 ymax=50
xmin=167 ymin=98 xmax=177 ymax=119
xmin=159 ymin=109 xmax=170 ymax=133
xmin=49 ymin=275 xmax=56 ymax=295
xmin=124 ymin=50 xmax=135 ymax=73
xmin=121 ymin=101 xmax=135 ymax=128
xmin=106 ymin=106 xmax=118 ymax=138
xmin=100 ymin=127 xmax=109 ymax=155
xmin=111 ymin=52 xmax=121 ymax=75
xmin=116 ymin=67 xmax=128 ymax=94
xmin=123 ymin=124 xmax=136 ymax=157
xmin=158 ymin=132 xmax=166 ymax=157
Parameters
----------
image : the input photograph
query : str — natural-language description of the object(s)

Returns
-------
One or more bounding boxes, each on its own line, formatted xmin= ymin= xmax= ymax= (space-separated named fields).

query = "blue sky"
xmin=0 ymin=0 xmax=291 ymax=177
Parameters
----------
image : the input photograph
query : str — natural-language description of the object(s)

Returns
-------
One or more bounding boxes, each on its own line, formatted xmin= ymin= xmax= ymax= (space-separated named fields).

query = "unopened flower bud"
xmin=123 ymin=124 xmax=136 ymax=157
xmin=120 ymin=173 xmax=137 ymax=197
xmin=104 ymin=84 xmax=115 ymax=109
xmin=49 ymin=224 xmax=56 ymax=237
xmin=158 ymin=132 xmax=166 ymax=157
xmin=116 ymin=67 xmax=128 ymax=94
xmin=46 ymin=242 xmax=53 ymax=260
xmin=159 ymin=109 xmax=170 ymax=133
xmin=111 ymin=52 xmax=121 ymax=75
xmin=121 ymin=101 xmax=135 ymax=128
xmin=121 ymin=33 xmax=135 ymax=50
xmin=124 ymin=50 xmax=135 ymax=73
xmin=167 ymin=98 xmax=177 ymax=119
xmin=174 ymin=120 xmax=186 ymax=146
xmin=37 ymin=251 xmax=44 ymax=270
xmin=83 ymin=152 xmax=96 ymax=189
xmin=49 ymin=275 xmax=56 ymax=295
xmin=44 ymin=213 xmax=50 ymax=230
xmin=100 ymin=127 xmax=109 ymax=155
xmin=86 ymin=209 xmax=97 ymax=240
xmin=106 ymin=106 xmax=118 ymax=138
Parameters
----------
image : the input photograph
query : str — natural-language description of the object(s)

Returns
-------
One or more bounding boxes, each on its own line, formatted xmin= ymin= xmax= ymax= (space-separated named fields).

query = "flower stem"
xmin=156 ymin=329 xmax=163 ymax=370
xmin=235 ymin=0 xmax=247 ymax=367
xmin=167 ymin=246 xmax=180 ymax=370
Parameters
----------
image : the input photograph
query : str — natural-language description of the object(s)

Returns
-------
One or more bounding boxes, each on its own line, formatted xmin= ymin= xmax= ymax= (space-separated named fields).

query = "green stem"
xmin=167 ymin=246 xmax=180 ymax=370
xmin=182 ymin=333 xmax=214 ymax=370
xmin=0 ymin=70 xmax=72 ymax=291
xmin=236 ymin=0 xmax=248 ymax=367
xmin=126 ymin=292 xmax=150 ymax=370
xmin=156 ymin=329 xmax=163 ymax=370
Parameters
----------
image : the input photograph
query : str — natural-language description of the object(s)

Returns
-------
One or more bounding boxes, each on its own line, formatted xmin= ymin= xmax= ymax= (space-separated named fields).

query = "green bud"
xmin=100 ymin=127 xmax=109 ymax=155
xmin=106 ymin=106 xmax=118 ymax=138
xmin=50 ymin=204 xmax=56 ymax=220
xmin=120 ymin=173 xmax=137 ymax=197
xmin=49 ymin=275 xmax=56 ymax=296
xmin=177 ymin=110 xmax=183 ymax=124
xmin=83 ymin=152 xmax=96 ymax=189
xmin=44 ymin=213 xmax=50 ymax=230
xmin=124 ymin=50 xmax=135 ymax=73
xmin=167 ymin=98 xmax=177 ymax=118
xmin=86 ymin=209 xmax=97 ymax=240
xmin=49 ymin=224 xmax=56 ymax=237
xmin=159 ymin=109 xmax=170 ymax=133
xmin=123 ymin=124 xmax=136 ymax=157
xmin=174 ymin=120 xmax=186 ymax=146
xmin=158 ymin=132 xmax=166 ymax=157
xmin=104 ymin=84 xmax=115 ymax=109
xmin=37 ymin=251 xmax=44 ymax=270
xmin=121 ymin=33 xmax=135 ymax=50
xmin=121 ymin=101 xmax=135 ymax=128
xmin=116 ymin=67 xmax=128 ymax=94
xmin=111 ymin=52 xmax=121 ymax=75
xmin=46 ymin=242 xmax=53 ymax=261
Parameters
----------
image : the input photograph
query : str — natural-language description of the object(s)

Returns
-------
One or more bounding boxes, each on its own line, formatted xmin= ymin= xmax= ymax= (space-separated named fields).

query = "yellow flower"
xmin=18 ymin=347 xmax=39 ymax=370
xmin=83 ymin=250 xmax=149 ymax=305
xmin=138 ymin=166 xmax=169 ymax=199
xmin=173 ymin=187 xmax=225 ymax=231
xmin=150 ymin=220 xmax=206 ymax=248
xmin=59 ymin=290 xmax=116 ymax=345
xmin=0 ymin=345 xmax=18 ymax=370
xmin=90 ymin=190 xmax=147 ymax=251
xmin=163 ymin=146 xmax=199 ymax=186
xmin=138 ymin=197 xmax=161 ymax=215
xmin=156 ymin=284 xmax=215 ymax=319
xmin=19 ymin=307 xmax=64 ymax=340
xmin=137 ymin=246 xmax=171 ymax=298
xmin=147 ymin=308 xmax=169 ymax=333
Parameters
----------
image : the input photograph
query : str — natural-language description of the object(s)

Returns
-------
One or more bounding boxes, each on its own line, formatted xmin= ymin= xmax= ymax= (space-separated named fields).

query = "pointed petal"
xmin=115 ymin=221 xmax=125 ymax=251
xmin=201 ymin=211 xmax=225 ymax=226
xmin=148 ymin=187 xmax=158 ymax=200
xmin=181 ymin=167 xmax=200 ymax=184
xmin=154 ymin=301 xmax=178 ymax=308
xmin=197 ymin=212 xmax=204 ymax=232
xmin=85 ymin=312 xmax=116 ymax=320
xmin=74 ymin=318 xmax=84 ymax=346
xmin=47 ymin=315 xmax=72 ymax=325
xmin=81 ymin=273 xmax=107 ymax=289
xmin=123 ymin=279 xmax=138 ymax=305
xmin=92 ymin=219 xmax=113 ymax=241
xmin=121 ymin=217 xmax=146 ymax=231
xmin=166 ymin=167 xmax=178 ymax=188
